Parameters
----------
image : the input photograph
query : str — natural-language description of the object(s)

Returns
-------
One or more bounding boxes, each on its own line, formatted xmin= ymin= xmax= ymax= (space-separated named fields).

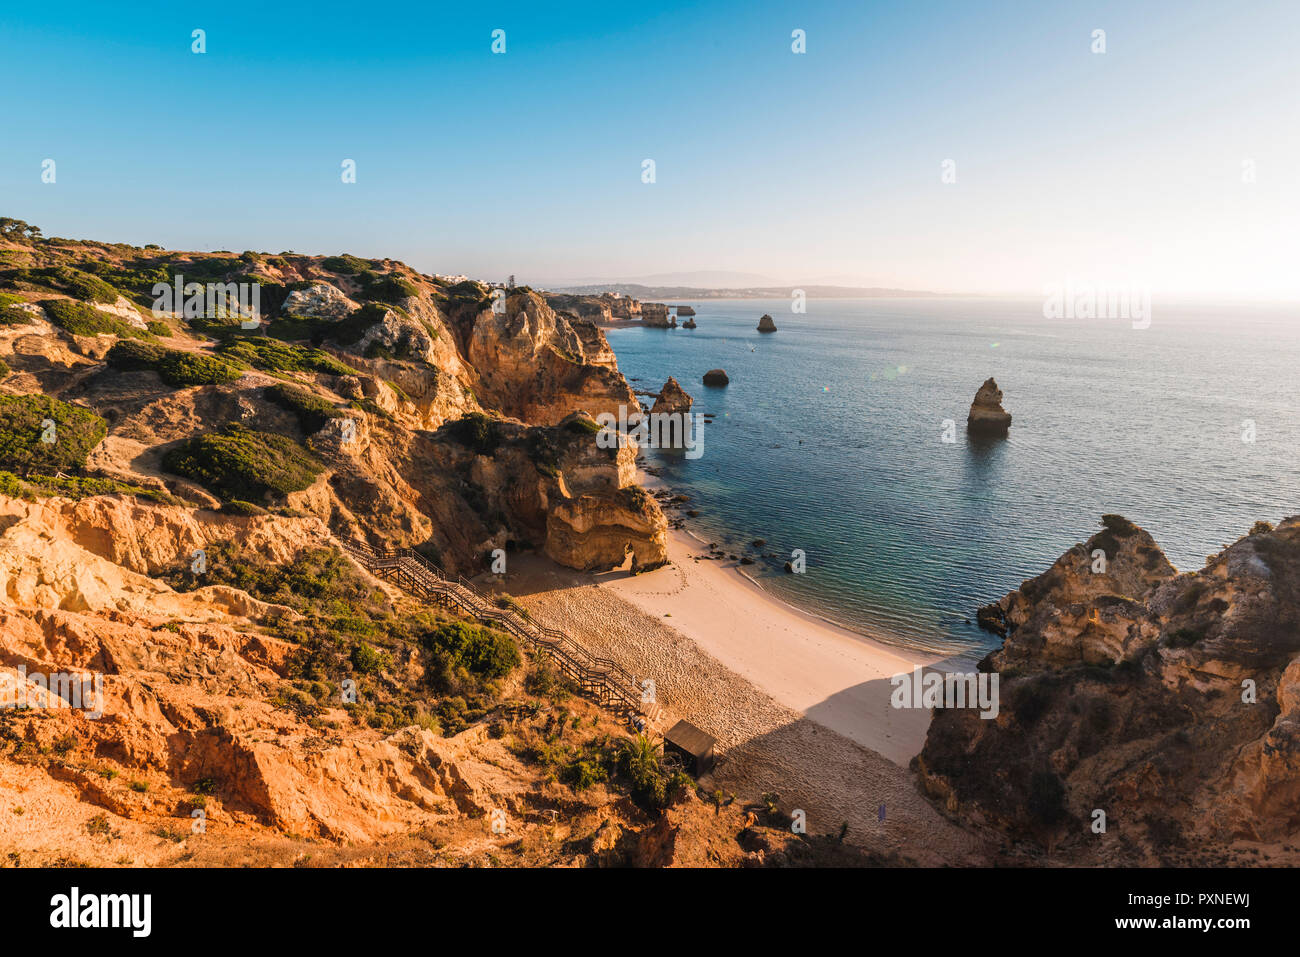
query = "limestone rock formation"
xmin=916 ymin=514 xmax=1300 ymax=864
xmin=97 ymin=295 xmax=150 ymax=330
xmin=681 ymin=317 xmax=697 ymax=329
xmin=640 ymin=303 xmax=671 ymax=327
xmin=544 ymin=293 xmax=612 ymax=325
xmin=703 ymin=369 xmax=729 ymax=387
xmin=966 ymin=377 xmax=1011 ymax=435
xmin=650 ymin=377 xmax=693 ymax=416
xmin=282 ymin=282 xmax=359 ymax=320
xmin=600 ymin=293 xmax=641 ymax=319
xmin=451 ymin=289 xmax=635 ymax=425
xmin=0 ymin=227 xmax=665 ymax=580
xmin=757 ymin=314 xmax=777 ymax=333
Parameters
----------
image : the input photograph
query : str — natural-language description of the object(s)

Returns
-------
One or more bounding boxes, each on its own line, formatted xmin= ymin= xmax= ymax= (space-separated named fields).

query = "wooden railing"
xmin=338 ymin=540 xmax=662 ymax=722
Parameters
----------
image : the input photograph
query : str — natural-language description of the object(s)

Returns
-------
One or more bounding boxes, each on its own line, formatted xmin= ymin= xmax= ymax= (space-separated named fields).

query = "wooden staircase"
xmin=338 ymin=540 xmax=665 ymax=726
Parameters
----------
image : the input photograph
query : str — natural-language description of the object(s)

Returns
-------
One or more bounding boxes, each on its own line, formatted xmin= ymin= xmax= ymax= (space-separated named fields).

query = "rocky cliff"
xmin=916 ymin=514 xmax=1300 ymax=865
xmin=640 ymin=303 xmax=672 ymax=327
xmin=544 ymin=293 xmax=613 ymax=325
xmin=0 ymin=226 xmax=663 ymax=576
xmin=600 ymin=293 xmax=640 ymax=319
xmin=0 ymin=492 xmax=778 ymax=865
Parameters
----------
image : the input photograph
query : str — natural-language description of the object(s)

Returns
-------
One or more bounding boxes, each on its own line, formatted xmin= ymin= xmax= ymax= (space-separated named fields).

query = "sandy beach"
xmin=603 ymin=526 xmax=953 ymax=764
xmin=488 ymin=519 xmax=988 ymax=862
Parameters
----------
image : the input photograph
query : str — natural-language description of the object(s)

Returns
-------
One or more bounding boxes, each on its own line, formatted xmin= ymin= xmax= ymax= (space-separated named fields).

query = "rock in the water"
xmin=681 ymin=317 xmax=697 ymax=329
xmin=757 ymin=314 xmax=777 ymax=333
xmin=650 ymin=376 xmax=693 ymax=415
xmin=640 ymin=303 xmax=672 ymax=327
xmin=702 ymin=369 xmax=729 ymax=387
xmin=966 ymin=377 xmax=1011 ymax=435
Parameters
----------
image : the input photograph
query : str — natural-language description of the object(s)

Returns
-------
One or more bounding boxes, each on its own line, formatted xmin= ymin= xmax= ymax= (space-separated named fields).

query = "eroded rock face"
xmin=641 ymin=303 xmax=671 ymax=327
xmin=2 ymin=237 xmax=665 ymax=594
xmin=601 ymin=293 xmax=640 ymax=319
xmin=456 ymin=291 xmax=635 ymax=425
xmin=282 ymin=282 xmax=358 ymax=320
xmin=916 ymin=515 xmax=1300 ymax=864
xmin=967 ymin=377 xmax=1011 ymax=435
xmin=650 ymin=377 xmax=693 ymax=416
xmin=546 ymin=485 xmax=667 ymax=572
xmin=544 ymin=294 xmax=612 ymax=325
xmin=406 ymin=412 xmax=667 ymax=574
xmin=97 ymin=296 xmax=150 ymax=330
xmin=757 ymin=314 xmax=777 ymax=333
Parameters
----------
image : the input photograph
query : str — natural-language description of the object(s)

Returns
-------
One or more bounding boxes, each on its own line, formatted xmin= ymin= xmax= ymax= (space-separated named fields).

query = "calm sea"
xmin=605 ymin=297 xmax=1300 ymax=656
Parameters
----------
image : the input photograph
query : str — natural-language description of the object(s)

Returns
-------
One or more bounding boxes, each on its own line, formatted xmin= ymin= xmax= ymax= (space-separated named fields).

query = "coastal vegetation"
xmin=106 ymin=340 xmax=244 ymax=386
xmin=42 ymin=299 xmax=151 ymax=339
xmin=162 ymin=423 xmax=323 ymax=501
xmin=218 ymin=336 xmax=358 ymax=376
xmin=0 ymin=393 xmax=107 ymax=473
xmin=265 ymin=383 xmax=346 ymax=434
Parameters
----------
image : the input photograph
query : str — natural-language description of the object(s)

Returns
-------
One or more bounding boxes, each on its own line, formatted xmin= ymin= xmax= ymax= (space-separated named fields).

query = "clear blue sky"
xmin=3 ymin=0 xmax=1297 ymax=296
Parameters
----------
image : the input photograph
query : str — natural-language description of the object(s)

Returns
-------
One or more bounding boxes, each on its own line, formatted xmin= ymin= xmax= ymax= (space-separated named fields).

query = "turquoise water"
xmin=605 ymin=298 xmax=1300 ymax=656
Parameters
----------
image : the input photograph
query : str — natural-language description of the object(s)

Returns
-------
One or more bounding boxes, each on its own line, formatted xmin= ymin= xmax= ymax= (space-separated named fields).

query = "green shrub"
xmin=106 ymin=342 xmax=243 ymax=386
xmin=563 ymin=416 xmax=603 ymax=436
xmin=17 ymin=266 xmax=120 ymax=303
xmin=0 ymin=358 xmax=8 ymax=377
xmin=445 ymin=412 xmax=501 ymax=454
xmin=105 ymin=340 xmax=168 ymax=371
xmin=0 ymin=470 xmax=33 ymax=499
xmin=218 ymin=499 xmax=267 ymax=516
xmin=419 ymin=621 xmax=519 ymax=679
xmin=218 ymin=337 xmax=357 ymax=376
xmin=162 ymin=424 xmax=323 ymax=501
xmin=612 ymin=735 xmax=688 ymax=809
xmin=16 ymin=473 xmax=178 ymax=504
xmin=0 ymin=394 xmax=107 ymax=473
xmin=155 ymin=351 xmax=244 ymax=386
xmin=358 ymin=272 xmax=418 ymax=305
xmin=322 ymin=254 xmax=371 ymax=274
xmin=42 ymin=299 xmax=151 ymax=339
xmin=0 ymin=293 xmax=35 ymax=326
xmin=0 ymin=306 xmax=34 ymax=326
xmin=561 ymin=759 xmax=608 ymax=791
xmin=265 ymin=384 xmax=344 ymax=434
xmin=145 ymin=320 xmax=173 ymax=337
xmin=350 ymin=643 xmax=391 ymax=675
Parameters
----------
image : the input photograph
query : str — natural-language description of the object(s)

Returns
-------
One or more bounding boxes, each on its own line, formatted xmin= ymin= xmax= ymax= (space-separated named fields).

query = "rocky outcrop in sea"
xmin=966 ymin=377 xmax=1011 ymax=435
xmin=650 ymin=377 xmax=693 ymax=416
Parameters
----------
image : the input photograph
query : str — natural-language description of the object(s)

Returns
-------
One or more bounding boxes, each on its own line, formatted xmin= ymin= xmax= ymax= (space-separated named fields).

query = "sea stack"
xmin=682 ymin=317 xmax=697 ymax=328
xmin=703 ymin=368 xmax=729 ymax=387
xmin=650 ymin=376 xmax=694 ymax=415
xmin=757 ymin=314 xmax=777 ymax=333
xmin=967 ymin=377 xmax=1012 ymax=436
